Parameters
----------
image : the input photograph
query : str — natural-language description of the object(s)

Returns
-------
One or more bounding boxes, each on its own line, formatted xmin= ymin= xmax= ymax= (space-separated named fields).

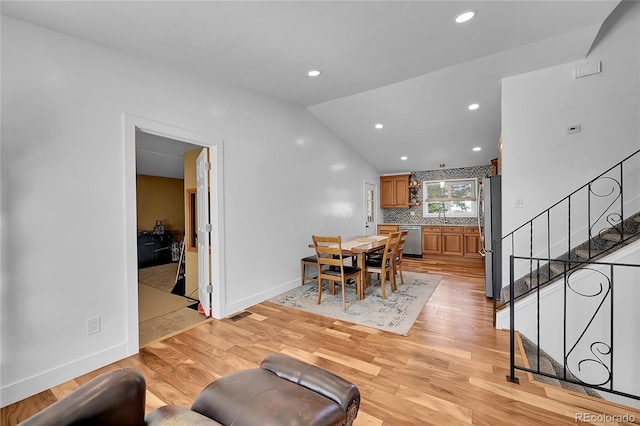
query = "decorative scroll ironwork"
xmin=565 ymin=267 xmax=612 ymax=388
xmin=589 ymin=176 xmax=623 ymax=242
xmin=508 ymin=256 xmax=640 ymax=401
xmin=504 ymin=148 xmax=640 ymax=401
xmin=498 ymin=148 xmax=640 ymax=308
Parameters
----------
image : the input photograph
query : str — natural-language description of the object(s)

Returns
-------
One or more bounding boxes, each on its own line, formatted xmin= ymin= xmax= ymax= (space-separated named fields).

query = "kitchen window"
xmin=423 ymin=178 xmax=478 ymax=217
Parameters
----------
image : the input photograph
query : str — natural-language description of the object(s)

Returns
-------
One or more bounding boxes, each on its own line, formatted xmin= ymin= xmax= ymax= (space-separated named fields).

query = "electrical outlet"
xmin=87 ymin=316 xmax=101 ymax=335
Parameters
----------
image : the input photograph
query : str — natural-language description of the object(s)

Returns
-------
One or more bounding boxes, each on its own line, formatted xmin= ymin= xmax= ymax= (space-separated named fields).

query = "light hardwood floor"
xmin=3 ymin=257 xmax=639 ymax=425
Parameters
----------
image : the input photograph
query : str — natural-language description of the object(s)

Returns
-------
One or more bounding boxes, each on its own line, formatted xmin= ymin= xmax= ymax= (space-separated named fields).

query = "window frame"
xmin=422 ymin=178 xmax=478 ymax=218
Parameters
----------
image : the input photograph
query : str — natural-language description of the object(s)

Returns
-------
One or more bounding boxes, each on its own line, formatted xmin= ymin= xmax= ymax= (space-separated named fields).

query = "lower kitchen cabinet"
xmin=422 ymin=225 xmax=482 ymax=258
xmin=441 ymin=226 xmax=463 ymax=255
xmin=421 ymin=226 xmax=441 ymax=255
xmin=378 ymin=224 xmax=399 ymax=235
xmin=463 ymin=226 xmax=482 ymax=258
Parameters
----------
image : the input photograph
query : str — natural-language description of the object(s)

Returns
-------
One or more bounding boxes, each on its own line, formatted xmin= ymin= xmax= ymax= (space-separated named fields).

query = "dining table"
xmin=310 ymin=235 xmax=389 ymax=300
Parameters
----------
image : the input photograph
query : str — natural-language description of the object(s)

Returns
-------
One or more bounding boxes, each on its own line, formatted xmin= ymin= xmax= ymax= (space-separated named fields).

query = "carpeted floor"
xmin=138 ymin=262 xmax=180 ymax=293
xmin=269 ymin=271 xmax=442 ymax=336
xmin=138 ymin=284 xmax=193 ymax=322
xmin=138 ymin=267 xmax=209 ymax=347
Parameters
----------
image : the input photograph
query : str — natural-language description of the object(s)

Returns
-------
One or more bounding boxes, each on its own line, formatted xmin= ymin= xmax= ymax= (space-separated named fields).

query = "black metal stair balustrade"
xmin=497 ymin=149 xmax=640 ymax=308
xmin=507 ymin=256 xmax=640 ymax=401
xmin=501 ymin=148 xmax=640 ymax=402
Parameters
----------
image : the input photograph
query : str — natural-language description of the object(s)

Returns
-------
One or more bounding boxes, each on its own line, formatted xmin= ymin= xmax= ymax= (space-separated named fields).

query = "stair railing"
xmin=496 ymin=148 xmax=640 ymax=308
xmin=507 ymin=255 xmax=640 ymax=402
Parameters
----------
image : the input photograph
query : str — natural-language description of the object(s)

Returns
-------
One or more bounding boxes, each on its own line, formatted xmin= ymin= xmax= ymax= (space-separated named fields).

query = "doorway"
xmin=124 ymin=114 xmax=225 ymax=355
xmin=364 ymin=181 xmax=377 ymax=236
xmin=135 ymin=132 xmax=203 ymax=346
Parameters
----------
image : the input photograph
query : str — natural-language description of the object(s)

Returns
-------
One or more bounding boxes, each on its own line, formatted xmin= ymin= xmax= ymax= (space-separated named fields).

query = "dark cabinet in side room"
xmin=137 ymin=231 xmax=173 ymax=268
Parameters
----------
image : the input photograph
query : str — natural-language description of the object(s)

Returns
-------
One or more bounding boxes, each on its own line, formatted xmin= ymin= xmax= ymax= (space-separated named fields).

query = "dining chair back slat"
xmin=364 ymin=232 xmax=400 ymax=299
xmin=312 ymin=235 xmax=362 ymax=310
xmin=395 ymin=230 xmax=408 ymax=285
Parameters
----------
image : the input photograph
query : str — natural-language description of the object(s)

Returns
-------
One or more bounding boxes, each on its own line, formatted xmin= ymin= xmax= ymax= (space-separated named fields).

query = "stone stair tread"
xmin=505 ymin=210 xmax=640 ymax=306
xmin=575 ymin=249 xmax=603 ymax=259
xmin=601 ymin=233 xmax=633 ymax=242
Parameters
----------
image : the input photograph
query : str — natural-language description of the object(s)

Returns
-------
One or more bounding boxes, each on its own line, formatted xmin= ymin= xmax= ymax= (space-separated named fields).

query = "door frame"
xmin=363 ymin=180 xmax=378 ymax=236
xmin=123 ymin=114 xmax=226 ymax=355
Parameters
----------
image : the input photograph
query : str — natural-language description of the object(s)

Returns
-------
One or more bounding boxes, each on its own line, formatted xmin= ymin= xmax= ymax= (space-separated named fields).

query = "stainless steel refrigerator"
xmin=482 ymin=176 xmax=502 ymax=298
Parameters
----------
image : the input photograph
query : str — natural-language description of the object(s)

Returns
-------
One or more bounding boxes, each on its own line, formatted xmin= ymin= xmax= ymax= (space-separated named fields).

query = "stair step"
xmin=550 ymin=263 xmax=566 ymax=275
xmin=575 ymin=249 xmax=603 ymax=259
xmin=533 ymin=357 xmax=564 ymax=388
xmin=500 ymin=279 xmax=531 ymax=302
xmin=601 ymin=233 xmax=633 ymax=242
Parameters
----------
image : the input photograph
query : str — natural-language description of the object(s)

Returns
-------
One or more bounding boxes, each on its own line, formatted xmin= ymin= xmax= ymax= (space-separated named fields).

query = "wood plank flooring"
xmin=3 ymin=257 xmax=639 ymax=425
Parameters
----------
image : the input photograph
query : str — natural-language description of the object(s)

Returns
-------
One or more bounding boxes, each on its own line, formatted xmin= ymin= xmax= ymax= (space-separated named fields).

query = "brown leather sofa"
xmin=19 ymin=354 xmax=361 ymax=426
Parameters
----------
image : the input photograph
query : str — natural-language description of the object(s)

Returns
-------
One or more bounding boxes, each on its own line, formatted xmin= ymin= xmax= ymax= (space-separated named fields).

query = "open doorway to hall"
xmin=135 ymin=130 xmax=208 ymax=347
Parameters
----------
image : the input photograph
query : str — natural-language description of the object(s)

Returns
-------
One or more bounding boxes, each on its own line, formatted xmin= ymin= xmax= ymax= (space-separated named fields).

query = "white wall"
xmin=501 ymin=1 xmax=640 ymax=279
xmin=0 ymin=16 xmax=379 ymax=406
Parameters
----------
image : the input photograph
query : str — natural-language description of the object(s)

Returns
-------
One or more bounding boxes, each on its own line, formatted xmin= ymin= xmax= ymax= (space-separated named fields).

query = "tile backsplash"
xmin=382 ymin=164 xmax=492 ymax=225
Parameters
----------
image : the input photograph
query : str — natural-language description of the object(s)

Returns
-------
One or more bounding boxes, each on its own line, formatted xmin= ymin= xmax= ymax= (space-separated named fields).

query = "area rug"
xmin=269 ymin=272 xmax=442 ymax=336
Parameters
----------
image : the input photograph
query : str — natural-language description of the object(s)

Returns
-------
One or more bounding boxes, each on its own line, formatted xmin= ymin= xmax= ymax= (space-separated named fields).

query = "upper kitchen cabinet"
xmin=380 ymin=174 xmax=410 ymax=208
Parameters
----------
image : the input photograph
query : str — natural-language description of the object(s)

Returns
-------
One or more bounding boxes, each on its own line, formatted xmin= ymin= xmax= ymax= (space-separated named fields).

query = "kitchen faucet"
xmin=438 ymin=202 xmax=447 ymax=224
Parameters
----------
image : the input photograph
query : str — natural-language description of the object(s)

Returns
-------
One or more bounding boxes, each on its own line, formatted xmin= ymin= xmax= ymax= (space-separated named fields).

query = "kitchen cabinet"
xmin=463 ymin=226 xmax=482 ymax=258
xmin=378 ymin=224 xmax=399 ymax=235
xmin=380 ymin=174 xmax=410 ymax=208
xmin=422 ymin=226 xmax=482 ymax=258
xmin=421 ymin=226 xmax=442 ymax=255
xmin=441 ymin=226 xmax=463 ymax=256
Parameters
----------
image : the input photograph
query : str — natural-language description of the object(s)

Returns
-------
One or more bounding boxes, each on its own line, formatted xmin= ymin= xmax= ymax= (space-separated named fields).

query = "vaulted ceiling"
xmin=1 ymin=1 xmax=621 ymax=175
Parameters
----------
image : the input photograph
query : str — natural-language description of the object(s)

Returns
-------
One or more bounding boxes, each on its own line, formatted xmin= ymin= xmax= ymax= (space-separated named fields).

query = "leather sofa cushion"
xmin=191 ymin=368 xmax=345 ymax=426
xmin=260 ymin=353 xmax=359 ymax=414
xmin=146 ymin=405 xmax=223 ymax=425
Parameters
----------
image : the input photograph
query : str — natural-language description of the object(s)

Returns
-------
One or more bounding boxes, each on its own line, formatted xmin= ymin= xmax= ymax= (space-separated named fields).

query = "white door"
xmin=364 ymin=182 xmax=377 ymax=236
xmin=196 ymin=148 xmax=212 ymax=317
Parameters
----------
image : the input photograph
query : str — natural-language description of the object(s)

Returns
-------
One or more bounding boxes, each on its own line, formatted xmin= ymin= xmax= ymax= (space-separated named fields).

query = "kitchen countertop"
xmin=381 ymin=223 xmax=476 ymax=227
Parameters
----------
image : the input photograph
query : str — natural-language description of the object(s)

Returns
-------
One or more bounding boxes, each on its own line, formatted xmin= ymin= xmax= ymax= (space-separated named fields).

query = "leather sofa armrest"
xmin=19 ymin=369 xmax=146 ymax=426
xmin=260 ymin=354 xmax=361 ymax=422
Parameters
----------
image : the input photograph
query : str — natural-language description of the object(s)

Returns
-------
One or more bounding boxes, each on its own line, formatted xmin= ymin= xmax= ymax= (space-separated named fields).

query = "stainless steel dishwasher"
xmin=398 ymin=225 xmax=422 ymax=258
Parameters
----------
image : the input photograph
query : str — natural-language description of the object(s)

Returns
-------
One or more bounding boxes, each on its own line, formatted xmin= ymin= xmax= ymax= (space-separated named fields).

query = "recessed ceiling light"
xmin=307 ymin=70 xmax=321 ymax=77
xmin=375 ymin=123 xmax=384 ymax=129
xmin=468 ymin=103 xmax=480 ymax=110
xmin=455 ymin=10 xmax=476 ymax=24
xmin=473 ymin=146 xmax=482 ymax=152
xmin=400 ymin=156 xmax=408 ymax=161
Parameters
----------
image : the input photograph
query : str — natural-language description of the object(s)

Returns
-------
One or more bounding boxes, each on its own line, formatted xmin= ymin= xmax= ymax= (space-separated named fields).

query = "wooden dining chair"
xmin=312 ymin=235 xmax=362 ymax=311
xmin=364 ymin=232 xmax=399 ymax=299
xmin=301 ymin=255 xmax=319 ymax=285
xmin=394 ymin=230 xmax=409 ymax=285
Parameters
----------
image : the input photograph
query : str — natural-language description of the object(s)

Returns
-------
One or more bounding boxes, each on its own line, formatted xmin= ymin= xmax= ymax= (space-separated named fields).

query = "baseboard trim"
xmin=224 ymin=278 xmax=299 ymax=318
xmin=0 ymin=342 xmax=129 ymax=408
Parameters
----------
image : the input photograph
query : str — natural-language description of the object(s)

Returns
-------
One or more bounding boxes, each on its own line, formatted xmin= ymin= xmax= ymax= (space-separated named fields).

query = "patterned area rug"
xmin=269 ymin=272 xmax=442 ymax=336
